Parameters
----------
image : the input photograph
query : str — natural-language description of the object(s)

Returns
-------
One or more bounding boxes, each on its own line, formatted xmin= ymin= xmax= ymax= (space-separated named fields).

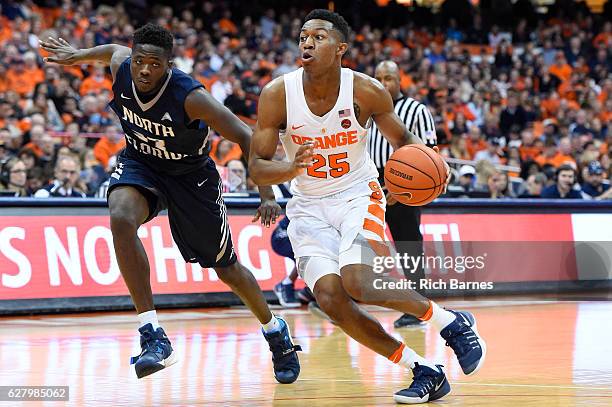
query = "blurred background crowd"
xmin=0 ymin=0 xmax=610 ymax=199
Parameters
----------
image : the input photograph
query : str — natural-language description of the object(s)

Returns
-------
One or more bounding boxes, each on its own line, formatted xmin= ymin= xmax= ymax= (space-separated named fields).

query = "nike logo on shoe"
xmin=291 ymin=124 xmax=305 ymax=130
xmin=120 ymin=93 xmax=131 ymax=100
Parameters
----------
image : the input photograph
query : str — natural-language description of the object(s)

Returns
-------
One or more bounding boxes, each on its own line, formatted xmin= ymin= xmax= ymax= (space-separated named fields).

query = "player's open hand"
xmin=291 ymin=142 xmax=314 ymax=177
xmin=39 ymin=37 xmax=80 ymax=65
xmin=253 ymin=198 xmax=282 ymax=228
xmin=380 ymin=185 xmax=397 ymax=206
xmin=385 ymin=191 xmax=398 ymax=206
xmin=432 ymin=146 xmax=450 ymax=193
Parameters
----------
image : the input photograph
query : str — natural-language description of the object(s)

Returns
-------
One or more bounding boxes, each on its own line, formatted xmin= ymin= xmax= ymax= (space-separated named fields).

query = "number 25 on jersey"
xmin=307 ymin=152 xmax=351 ymax=178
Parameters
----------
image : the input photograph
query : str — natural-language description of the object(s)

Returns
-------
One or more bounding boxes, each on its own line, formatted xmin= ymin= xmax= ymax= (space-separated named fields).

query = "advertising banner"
xmin=1 ymin=213 xmax=610 ymax=301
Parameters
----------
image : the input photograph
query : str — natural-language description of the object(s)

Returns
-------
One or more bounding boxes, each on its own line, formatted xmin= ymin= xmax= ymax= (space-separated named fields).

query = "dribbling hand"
xmin=291 ymin=142 xmax=314 ymax=177
xmin=39 ymin=37 xmax=80 ymax=65
xmin=432 ymin=146 xmax=450 ymax=193
xmin=385 ymin=190 xmax=398 ymax=206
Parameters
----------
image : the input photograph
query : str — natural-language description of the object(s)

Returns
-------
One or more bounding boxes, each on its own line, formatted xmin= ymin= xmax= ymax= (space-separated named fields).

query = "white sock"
xmin=138 ymin=310 xmax=160 ymax=330
xmin=282 ymin=277 xmax=293 ymax=285
xmin=262 ymin=314 xmax=282 ymax=333
xmin=423 ymin=301 xmax=456 ymax=332
xmin=391 ymin=343 xmax=438 ymax=370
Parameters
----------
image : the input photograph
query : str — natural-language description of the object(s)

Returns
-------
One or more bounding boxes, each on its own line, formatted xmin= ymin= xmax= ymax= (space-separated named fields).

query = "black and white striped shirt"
xmin=368 ymin=96 xmax=437 ymax=170
xmin=96 ymin=179 xmax=110 ymax=199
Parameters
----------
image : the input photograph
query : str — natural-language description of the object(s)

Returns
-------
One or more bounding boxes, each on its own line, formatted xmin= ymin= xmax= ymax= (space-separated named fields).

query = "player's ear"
xmin=337 ymin=42 xmax=348 ymax=57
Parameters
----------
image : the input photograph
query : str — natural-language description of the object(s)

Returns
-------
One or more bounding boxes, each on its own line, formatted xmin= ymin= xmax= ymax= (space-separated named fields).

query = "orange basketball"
xmin=384 ymin=144 xmax=447 ymax=206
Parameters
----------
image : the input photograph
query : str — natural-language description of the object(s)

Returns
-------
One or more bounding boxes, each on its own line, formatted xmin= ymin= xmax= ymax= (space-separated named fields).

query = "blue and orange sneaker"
xmin=262 ymin=316 xmax=302 ymax=384
xmin=440 ymin=310 xmax=486 ymax=376
xmin=130 ymin=323 xmax=177 ymax=379
xmin=394 ymin=363 xmax=450 ymax=404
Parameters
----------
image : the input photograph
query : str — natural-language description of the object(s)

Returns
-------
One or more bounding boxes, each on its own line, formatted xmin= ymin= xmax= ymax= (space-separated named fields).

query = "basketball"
xmin=384 ymin=144 xmax=447 ymax=206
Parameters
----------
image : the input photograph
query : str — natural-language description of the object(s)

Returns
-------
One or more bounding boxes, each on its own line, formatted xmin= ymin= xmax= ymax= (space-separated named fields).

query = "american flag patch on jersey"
xmin=338 ymin=108 xmax=351 ymax=118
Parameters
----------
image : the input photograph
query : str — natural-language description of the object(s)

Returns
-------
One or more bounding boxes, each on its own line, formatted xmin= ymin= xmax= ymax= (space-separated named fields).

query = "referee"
xmin=369 ymin=60 xmax=437 ymax=328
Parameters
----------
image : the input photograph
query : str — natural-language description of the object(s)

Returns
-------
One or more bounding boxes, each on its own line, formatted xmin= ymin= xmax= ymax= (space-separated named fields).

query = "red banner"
xmin=419 ymin=214 xmax=574 ymax=241
xmin=416 ymin=214 xmax=578 ymax=283
xmin=0 ymin=213 xmax=581 ymax=300
xmin=0 ymin=216 xmax=295 ymax=300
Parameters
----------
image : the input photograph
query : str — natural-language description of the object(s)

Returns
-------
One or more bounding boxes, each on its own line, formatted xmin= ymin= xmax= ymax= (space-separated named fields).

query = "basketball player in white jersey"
xmin=250 ymin=9 xmax=486 ymax=404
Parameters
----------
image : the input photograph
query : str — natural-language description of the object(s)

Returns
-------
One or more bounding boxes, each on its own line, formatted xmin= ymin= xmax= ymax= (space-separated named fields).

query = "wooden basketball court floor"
xmin=1 ymin=299 xmax=611 ymax=406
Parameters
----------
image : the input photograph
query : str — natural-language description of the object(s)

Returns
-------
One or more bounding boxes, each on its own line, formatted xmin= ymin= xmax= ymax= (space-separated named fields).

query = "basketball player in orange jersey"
xmin=250 ymin=9 xmax=486 ymax=404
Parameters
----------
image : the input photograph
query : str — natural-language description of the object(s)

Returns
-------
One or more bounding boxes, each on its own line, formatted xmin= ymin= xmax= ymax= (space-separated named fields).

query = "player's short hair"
xmin=133 ymin=23 xmax=173 ymax=56
xmin=304 ymin=9 xmax=350 ymax=42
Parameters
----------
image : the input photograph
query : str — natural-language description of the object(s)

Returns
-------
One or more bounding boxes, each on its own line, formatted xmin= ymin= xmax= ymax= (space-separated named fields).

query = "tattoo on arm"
xmin=353 ymin=103 xmax=360 ymax=120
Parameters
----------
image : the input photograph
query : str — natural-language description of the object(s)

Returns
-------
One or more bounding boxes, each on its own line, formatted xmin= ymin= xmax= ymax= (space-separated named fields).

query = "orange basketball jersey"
xmin=281 ymin=67 xmax=378 ymax=197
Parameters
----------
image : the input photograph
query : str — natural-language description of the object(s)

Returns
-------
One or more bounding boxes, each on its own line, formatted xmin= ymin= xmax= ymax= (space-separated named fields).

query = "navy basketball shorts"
xmin=107 ymin=155 xmax=237 ymax=268
xmin=270 ymin=216 xmax=295 ymax=260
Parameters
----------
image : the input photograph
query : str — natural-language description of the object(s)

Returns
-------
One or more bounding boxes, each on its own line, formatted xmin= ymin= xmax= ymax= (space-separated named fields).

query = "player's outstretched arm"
xmin=249 ymin=79 xmax=314 ymax=186
xmin=185 ymin=87 xmax=254 ymax=158
xmin=40 ymin=37 xmax=131 ymax=80
xmin=185 ymin=87 xmax=281 ymax=226
xmin=358 ymin=75 xmax=424 ymax=150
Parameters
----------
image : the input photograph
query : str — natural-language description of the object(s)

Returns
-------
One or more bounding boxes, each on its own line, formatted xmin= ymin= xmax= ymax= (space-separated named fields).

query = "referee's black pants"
xmin=385 ymin=202 xmax=426 ymax=287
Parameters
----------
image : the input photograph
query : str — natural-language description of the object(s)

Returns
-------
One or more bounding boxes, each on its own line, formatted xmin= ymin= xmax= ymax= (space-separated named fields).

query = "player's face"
xmin=299 ymin=20 xmax=346 ymax=69
xmin=375 ymin=67 xmax=400 ymax=99
xmin=131 ymin=44 xmax=171 ymax=94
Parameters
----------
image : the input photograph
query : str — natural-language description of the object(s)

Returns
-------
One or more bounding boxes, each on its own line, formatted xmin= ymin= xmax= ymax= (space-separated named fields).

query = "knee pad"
xmin=339 ymin=233 xmax=382 ymax=269
xmin=297 ymin=256 xmax=340 ymax=291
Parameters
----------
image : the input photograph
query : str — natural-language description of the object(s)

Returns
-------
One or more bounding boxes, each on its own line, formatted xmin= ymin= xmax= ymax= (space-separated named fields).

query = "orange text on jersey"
xmin=292 ymin=131 xmax=358 ymax=150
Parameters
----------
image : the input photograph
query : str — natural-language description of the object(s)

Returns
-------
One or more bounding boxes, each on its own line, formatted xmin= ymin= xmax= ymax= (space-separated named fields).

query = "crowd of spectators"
xmin=0 ymin=0 xmax=610 ymax=199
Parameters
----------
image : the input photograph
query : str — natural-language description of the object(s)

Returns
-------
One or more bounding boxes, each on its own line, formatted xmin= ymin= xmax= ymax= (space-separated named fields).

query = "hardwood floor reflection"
xmin=0 ymin=300 xmax=611 ymax=406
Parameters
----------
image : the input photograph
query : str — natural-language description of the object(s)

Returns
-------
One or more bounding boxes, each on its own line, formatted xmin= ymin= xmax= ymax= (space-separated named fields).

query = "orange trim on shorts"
xmin=367 ymin=239 xmax=392 ymax=257
xmin=418 ymin=300 xmax=433 ymax=321
xmin=367 ymin=204 xmax=385 ymax=223
xmin=389 ymin=342 xmax=406 ymax=363
xmin=363 ymin=218 xmax=385 ymax=240
xmin=370 ymin=197 xmax=382 ymax=205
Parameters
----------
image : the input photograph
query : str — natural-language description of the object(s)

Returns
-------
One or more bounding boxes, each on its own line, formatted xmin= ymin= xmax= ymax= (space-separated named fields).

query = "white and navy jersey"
xmin=109 ymin=58 xmax=211 ymax=175
xmin=367 ymin=96 xmax=437 ymax=170
xmin=280 ymin=67 xmax=378 ymax=197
